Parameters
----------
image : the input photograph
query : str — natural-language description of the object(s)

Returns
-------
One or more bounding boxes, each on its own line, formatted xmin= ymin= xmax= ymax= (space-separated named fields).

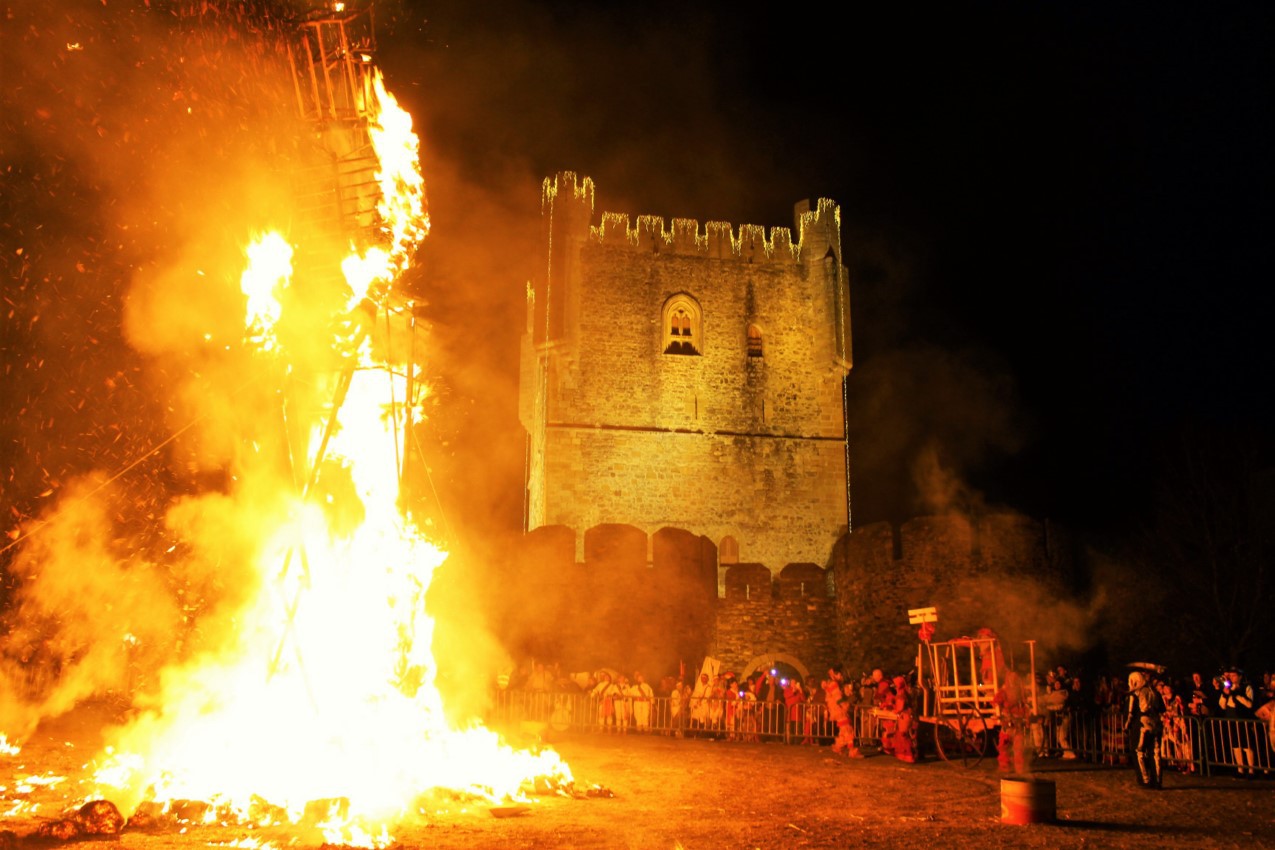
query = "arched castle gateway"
xmin=519 ymin=172 xmax=854 ymax=576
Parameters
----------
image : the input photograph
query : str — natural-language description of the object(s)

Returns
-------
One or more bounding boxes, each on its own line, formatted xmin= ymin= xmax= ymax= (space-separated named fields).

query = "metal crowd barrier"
xmin=1032 ymin=708 xmax=1273 ymax=777
xmin=488 ymin=690 xmax=886 ymax=748
xmin=490 ymin=691 xmax=1275 ymax=778
xmin=1202 ymin=715 xmax=1273 ymax=776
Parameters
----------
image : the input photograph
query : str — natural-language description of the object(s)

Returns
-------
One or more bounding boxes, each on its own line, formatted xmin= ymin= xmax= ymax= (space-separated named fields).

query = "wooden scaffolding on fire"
xmin=267 ymin=2 xmax=436 ymax=686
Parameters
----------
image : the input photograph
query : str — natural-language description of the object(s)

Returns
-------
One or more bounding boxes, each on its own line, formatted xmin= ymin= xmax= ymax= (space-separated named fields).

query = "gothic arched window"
xmin=662 ymin=294 xmax=703 ymax=355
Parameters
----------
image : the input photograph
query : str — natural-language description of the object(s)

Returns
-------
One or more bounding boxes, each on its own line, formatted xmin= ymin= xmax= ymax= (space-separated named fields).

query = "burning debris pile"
xmin=1 ymin=1 xmax=572 ymax=844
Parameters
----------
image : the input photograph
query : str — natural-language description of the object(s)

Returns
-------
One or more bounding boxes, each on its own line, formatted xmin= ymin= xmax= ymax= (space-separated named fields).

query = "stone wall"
xmin=501 ymin=523 xmax=836 ymax=680
xmin=499 ymin=514 xmax=1069 ymax=686
xmin=504 ymin=523 xmax=718 ymax=679
xmin=715 ymin=562 xmax=837 ymax=676
xmin=831 ymin=514 xmax=1075 ymax=677
xmin=539 ymin=428 xmax=846 ymax=570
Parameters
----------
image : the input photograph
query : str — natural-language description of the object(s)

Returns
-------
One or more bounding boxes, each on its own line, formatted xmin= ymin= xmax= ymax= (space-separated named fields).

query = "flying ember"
xmin=1 ymin=3 xmax=569 ymax=846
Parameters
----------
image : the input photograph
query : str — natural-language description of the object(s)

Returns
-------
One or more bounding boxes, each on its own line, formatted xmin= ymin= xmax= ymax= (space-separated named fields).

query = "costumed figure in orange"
xmin=870 ymin=668 xmax=891 ymax=707
xmin=975 ymin=627 xmax=1007 ymax=686
xmin=993 ymin=669 xmax=1033 ymax=774
xmin=889 ymin=675 xmax=917 ymax=763
xmin=822 ymin=667 xmax=863 ymax=758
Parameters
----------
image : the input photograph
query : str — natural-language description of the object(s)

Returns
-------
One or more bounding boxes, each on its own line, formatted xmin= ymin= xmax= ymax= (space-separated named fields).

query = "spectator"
xmin=592 ymin=671 xmax=619 ymax=733
xmin=522 ymin=661 xmax=554 ymax=722
xmin=1092 ymin=674 xmax=1113 ymax=710
xmin=738 ymin=676 xmax=759 ymax=742
xmin=1055 ymin=665 xmax=1072 ymax=690
xmin=784 ymin=677 xmax=806 ymax=743
xmin=689 ymin=673 xmax=712 ymax=736
xmin=549 ymin=695 xmax=572 ymax=733
xmin=1257 ymin=681 xmax=1275 ymax=753
xmin=723 ymin=674 xmax=741 ymax=741
xmin=1071 ymin=669 xmax=1093 ymax=718
xmin=669 ymin=679 xmax=686 ymax=737
xmin=630 ymin=671 xmax=654 ymax=733
xmin=1218 ymin=668 xmax=1257 ymax=777
xmin=1187 ymin=672 xmax=1211 ymax=717
xmin=1158 ymin=680 xmax=1193 ymax=771
xmin=707 ymin=674 xmax=726 ymax=738
xmin=614 ymin=674 xmax=633 ymax=733
xmin=1043 ymin=677 xmax=1073 ymax=758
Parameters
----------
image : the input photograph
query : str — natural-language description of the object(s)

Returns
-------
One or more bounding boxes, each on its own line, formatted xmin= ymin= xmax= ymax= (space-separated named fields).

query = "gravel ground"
xmin=2 ymin=706 xmax=1273 ymax=850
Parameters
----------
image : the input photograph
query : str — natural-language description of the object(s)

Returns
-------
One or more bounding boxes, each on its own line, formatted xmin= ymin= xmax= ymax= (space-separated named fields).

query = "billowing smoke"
xmin=0 ymin=0 xmax=426 ymax=744
xmin=0 ymin=477 xmax=176 ymax=737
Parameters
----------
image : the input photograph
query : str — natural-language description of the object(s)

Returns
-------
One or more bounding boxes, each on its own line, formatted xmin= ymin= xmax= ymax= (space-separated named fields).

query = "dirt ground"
xmin=3 ymin=705 xmax=1273 ymax=850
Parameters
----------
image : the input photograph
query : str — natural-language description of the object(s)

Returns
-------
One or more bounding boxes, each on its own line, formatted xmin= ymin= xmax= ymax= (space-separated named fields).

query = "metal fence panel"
xmin=487 ymin=692 xmax=1273 ymax=780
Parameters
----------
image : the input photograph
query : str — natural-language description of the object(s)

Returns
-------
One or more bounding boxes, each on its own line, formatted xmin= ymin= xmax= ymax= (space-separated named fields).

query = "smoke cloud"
xmin=0 ymin=0 xmax=507 ymax=748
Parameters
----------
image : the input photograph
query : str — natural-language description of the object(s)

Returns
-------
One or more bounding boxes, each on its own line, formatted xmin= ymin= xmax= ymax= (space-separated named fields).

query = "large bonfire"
xmin=0 ymin=1 xmax=567 ymax=844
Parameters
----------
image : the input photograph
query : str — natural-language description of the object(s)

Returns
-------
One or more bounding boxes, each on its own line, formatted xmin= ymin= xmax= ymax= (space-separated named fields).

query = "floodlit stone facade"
xmin=519 ymin=173 xmax=853 ymax=571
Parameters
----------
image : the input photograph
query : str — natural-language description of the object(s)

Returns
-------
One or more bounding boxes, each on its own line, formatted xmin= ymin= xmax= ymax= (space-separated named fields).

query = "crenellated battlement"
xmin=542 ymin=171 xmax=839 ymax=266
xmin=587 ymin=211 xmax=807 ymax=264
xmin=542 ymin=171 xmax=595 ymax=213
xmin=798 ymin=198 xmax=841 ymax=239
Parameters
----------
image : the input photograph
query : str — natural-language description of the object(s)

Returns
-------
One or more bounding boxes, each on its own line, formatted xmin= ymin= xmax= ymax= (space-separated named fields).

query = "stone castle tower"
xmin=519 ymin=172 xmax=853 ymax=571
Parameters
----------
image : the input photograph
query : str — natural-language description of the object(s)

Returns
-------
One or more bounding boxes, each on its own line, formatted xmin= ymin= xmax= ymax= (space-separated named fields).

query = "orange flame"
xmin=240 ymin=232 xmax=293 ymax=351
xmin=368 ymin=71 xmax=429 ymax=280
xmin=87 ymin=69 xmax=569 ymax=846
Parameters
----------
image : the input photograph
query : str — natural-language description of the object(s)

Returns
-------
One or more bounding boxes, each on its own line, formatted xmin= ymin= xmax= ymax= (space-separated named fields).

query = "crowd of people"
xmin=1030 ymin=665 xmax=1275 ymax=768
xmin=499 ymin=659 xmax=935 ymax=765
xmin=498 ymin=657 xmax=1275 ymax=779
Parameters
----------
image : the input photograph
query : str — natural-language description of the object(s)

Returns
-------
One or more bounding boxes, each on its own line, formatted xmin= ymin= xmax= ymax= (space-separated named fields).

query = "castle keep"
xmin=511 ymin=176 xmax=1075 ymax=679
xmin=519 ymin=173 xmax=853 ymax=571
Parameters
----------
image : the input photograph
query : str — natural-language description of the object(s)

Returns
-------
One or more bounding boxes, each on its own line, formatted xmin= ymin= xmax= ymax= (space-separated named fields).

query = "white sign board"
xmin=907 ymin=606 xmax=938 ymax=624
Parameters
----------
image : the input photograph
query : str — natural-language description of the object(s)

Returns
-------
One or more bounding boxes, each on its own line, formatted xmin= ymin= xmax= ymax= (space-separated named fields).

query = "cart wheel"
xmin=934 ymin=715 xmax=988 ymax=767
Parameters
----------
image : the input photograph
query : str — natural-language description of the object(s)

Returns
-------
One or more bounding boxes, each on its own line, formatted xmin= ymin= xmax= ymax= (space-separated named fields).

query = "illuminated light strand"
xmin=579 ymin=178 xmax=842 ymax=264
xmin=541 ymin=171 xmax=595 ymax=212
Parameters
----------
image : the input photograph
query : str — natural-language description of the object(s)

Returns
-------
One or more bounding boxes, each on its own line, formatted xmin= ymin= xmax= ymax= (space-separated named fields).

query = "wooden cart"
xmin=915 ymin=634 xmax=1038 ymax=766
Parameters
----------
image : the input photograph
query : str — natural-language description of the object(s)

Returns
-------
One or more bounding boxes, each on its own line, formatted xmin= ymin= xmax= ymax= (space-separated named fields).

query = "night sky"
xmin=2 ymin=1 xmax=1271 ymax=548
xmin=373 ymin=1 xmax=1272 ymax=538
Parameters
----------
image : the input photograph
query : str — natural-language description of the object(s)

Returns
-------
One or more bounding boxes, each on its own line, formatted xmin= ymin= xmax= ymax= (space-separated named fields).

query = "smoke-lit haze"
xmin=2 ymin=0 xmax=1270 ymax=733
xmin=0 ymin=0 xmax=515 ymax=753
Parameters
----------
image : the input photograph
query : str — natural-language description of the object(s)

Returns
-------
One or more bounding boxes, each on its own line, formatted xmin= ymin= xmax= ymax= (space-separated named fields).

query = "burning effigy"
xmin=1 ymin=1 xmax=571 ymax=845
